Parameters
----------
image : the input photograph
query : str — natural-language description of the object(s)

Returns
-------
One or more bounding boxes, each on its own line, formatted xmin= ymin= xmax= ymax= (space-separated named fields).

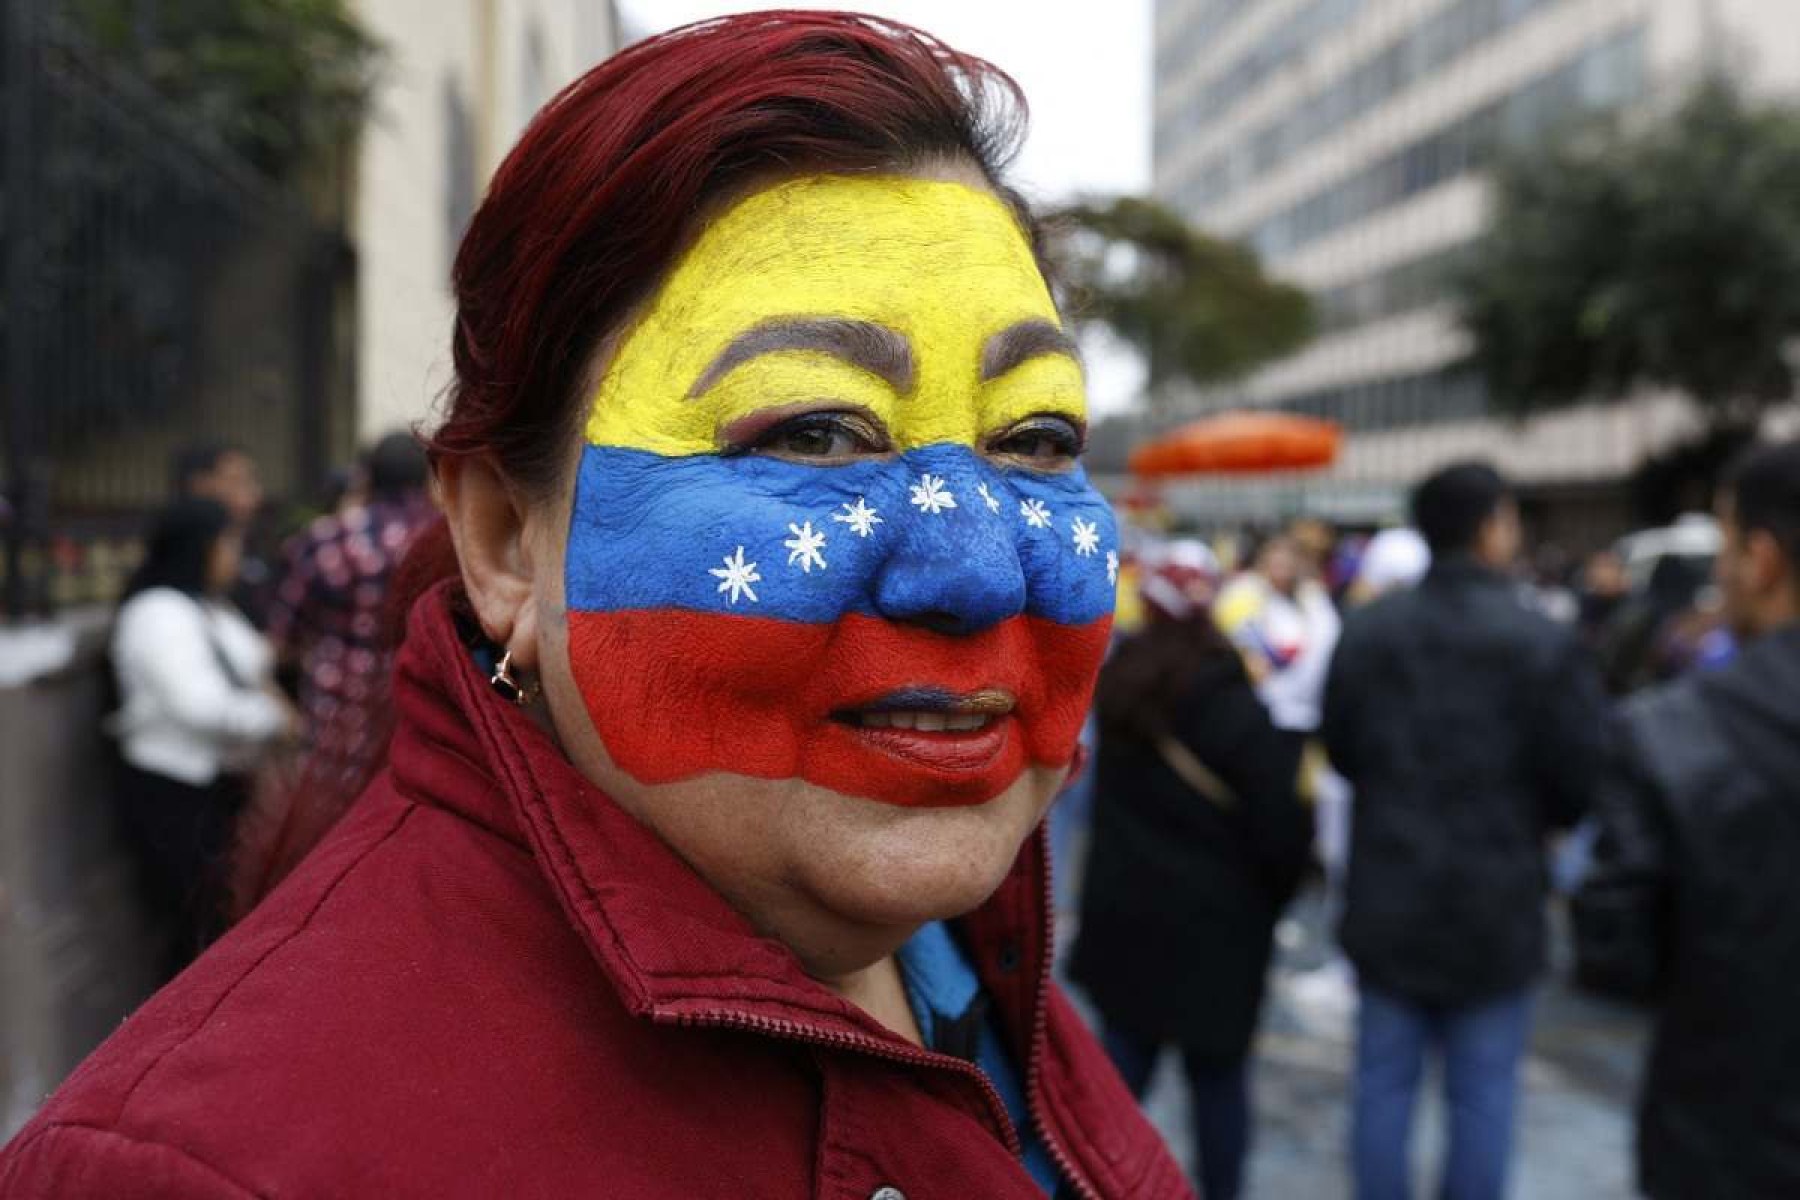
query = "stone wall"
xmin=0 ymin=612 xmax=160 ymax=1137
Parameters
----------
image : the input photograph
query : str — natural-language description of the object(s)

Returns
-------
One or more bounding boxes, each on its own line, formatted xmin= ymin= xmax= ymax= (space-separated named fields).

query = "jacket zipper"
xmin=1020 ymin=832 xmax=1104 ymax=1200
xmin=661 ymin=833 xmax=1103 ymax=1197
xmin=663 ymin=1007 xmax=1025 ymax=1159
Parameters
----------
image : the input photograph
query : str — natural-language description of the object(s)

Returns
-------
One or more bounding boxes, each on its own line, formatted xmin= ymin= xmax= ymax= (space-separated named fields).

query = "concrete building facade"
xmin=1152 ymin=0 xmax=1800 ymax=538
xmin=350 ymin=0 xmax=620 ymax=440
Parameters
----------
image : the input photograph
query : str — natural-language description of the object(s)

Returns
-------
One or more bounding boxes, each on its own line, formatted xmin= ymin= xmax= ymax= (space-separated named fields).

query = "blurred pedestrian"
xmin=1323 ymin=462 xmax=1604 ymax=1200
xmin=1071 ymin=539 xmax=1312 ymax=1200
xmin=1576 ymin=439 xmax=1800 ymax=1200
xmin=1289 ymin=515 xmax=1340 ymax=592
xmin=1599 ymin=552 xmax=1713 ymax=693
xmin=1291 ymin=524 xmax=1433 ymax=1022
xmin=1576 ymin=549 xmax=1630 ymax=651
xmin=1346 ymin=527 xmax=1430 ymax=608
xmin=108 ymin=498 xmax=292 ymax=976
xmin=1527 ymin=544 xmax=1580 ymax=624
xmin=1655 ymin=584 xmax=1735 ymax=677
xmin=172 ymin=440 xmax=277 ymax=622
xmin=1330 ymin=532 xmax=1370 ymax=606
xmin=172 ymin=441 xmax=263 ymax=530
xmin=1219 ymin=528 xmax=1348 ymax=958
xmin=1216 ymin=530 xmax=1341 ymax=733
xmin=237 ymin=432 xmax=436 ymax=906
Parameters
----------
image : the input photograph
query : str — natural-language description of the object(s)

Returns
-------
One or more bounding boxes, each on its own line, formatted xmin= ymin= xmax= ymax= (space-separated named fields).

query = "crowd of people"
xmin=0 ymin=12 xmax=1795 ymax=1200
xmin=1072 ymin=442 xmax=1800 ymax=1199
xmin=107 ymin=434 xmax=436 ymax=978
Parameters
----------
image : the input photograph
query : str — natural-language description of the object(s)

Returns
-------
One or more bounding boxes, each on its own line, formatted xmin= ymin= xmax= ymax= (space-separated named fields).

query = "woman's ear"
xmin=436 ymin=455 xmax=544 ymax=669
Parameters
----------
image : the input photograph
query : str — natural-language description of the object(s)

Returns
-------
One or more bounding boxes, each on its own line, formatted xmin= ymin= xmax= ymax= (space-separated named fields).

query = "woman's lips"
xmin=842 ymin=719 xmax=1013 ymax=771
xmin=832 ymin=687 xmax=1017 ymax=773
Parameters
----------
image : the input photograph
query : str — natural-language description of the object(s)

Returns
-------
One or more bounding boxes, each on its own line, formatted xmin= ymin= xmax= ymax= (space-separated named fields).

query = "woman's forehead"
xmin=601 ymin=177 xmax=1054 ymax=375
xmin=584 ymin=173 xmax=1079 ymax=453
xmin=673 ymin=174 xmax=1047 ymax=313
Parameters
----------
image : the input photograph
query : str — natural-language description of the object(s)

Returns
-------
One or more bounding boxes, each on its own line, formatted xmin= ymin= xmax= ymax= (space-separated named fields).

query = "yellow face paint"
xmin=585 ymin=175 xmax=1084 ymax=455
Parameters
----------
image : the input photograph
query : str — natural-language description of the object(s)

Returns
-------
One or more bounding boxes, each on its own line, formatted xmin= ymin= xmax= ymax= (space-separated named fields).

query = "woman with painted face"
xmin=1071 ymin=540 xmax=1314 ymax=1200
xmin=0 ymin=14 xmax=1188 ymax=1199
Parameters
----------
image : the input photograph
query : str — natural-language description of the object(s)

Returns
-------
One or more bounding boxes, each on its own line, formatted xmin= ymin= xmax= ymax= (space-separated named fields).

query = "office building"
xmin=1153 ymin=0 xmax=1800 ymax=535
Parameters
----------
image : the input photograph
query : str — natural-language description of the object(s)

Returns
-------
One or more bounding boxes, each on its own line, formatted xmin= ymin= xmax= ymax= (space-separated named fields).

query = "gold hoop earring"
xmin=490 ymin=649 xmax=540 ymax=707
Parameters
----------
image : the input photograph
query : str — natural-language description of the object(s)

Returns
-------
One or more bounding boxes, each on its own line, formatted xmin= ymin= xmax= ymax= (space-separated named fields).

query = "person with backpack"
xmin=1071 ymin=538 xmax=1313 ymax=1200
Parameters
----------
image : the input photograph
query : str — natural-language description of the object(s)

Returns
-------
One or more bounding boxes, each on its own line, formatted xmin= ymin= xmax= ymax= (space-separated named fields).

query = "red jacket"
xmin=0 ymin=588 xmax=1190 ymax=1198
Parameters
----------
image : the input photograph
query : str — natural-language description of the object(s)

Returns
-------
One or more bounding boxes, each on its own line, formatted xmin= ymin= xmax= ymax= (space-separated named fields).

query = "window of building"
xmin=1163 ymin=0 xmax=1573 ymax=214
xmin=1270 ymin=365 xmax=1492 ymax=433
xmin=1311 ymin=242 xmax=1476 ymax=335
xmin=1154 ymin=0 xmax=1260 ymax=88
xmin=1160 ymin=0 xmax=1366 ymax=168
xmin=1245 ymin=26 xmax=1645 ymax=257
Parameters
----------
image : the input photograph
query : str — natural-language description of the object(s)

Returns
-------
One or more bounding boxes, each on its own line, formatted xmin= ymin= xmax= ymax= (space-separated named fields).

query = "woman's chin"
xmin=561 ymin=717 xmax=1066 ymax=970
xmin=780 ymin=767 xmax=1063 ymax=932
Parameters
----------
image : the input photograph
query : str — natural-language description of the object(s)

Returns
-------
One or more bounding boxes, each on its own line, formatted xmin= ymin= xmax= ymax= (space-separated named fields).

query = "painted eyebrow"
xmin=686 ymin=317 xmax=915 ymax=399
xmin=980 ymin=319 xmax=1081 ymax=383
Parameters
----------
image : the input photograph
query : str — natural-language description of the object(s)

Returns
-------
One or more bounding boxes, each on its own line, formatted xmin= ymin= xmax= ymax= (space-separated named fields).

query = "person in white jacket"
xmin=111 ymin=497 xmax=292 ymax=973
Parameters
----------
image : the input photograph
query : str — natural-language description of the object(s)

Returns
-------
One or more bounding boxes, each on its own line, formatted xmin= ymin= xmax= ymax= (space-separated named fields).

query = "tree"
xmin=66 ymin=0 xmax=385 ymax=190
xmin=1456 ymin=81 xmax=1800 ymax=431
xmin=1046 ymin=197 xmax=1313 ymax=410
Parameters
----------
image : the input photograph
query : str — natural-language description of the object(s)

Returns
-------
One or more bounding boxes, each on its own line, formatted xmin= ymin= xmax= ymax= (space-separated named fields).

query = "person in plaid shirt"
xmin=253 ymin=433 xmax=435 ymax=889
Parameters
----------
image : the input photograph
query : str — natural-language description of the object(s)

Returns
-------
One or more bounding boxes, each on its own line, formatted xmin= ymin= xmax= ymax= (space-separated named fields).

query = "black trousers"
xmin=113 ymin=760 xmax=245 ymax=978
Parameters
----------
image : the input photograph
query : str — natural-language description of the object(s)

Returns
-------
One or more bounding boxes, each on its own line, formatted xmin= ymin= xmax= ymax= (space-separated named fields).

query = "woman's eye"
xmin=989 ymin=416 xmax=1085 ymax=467
xmin=745 ymin=412 xmax=889 ymax=461
xmin=776 ymin=424 xmax=859 ymax=458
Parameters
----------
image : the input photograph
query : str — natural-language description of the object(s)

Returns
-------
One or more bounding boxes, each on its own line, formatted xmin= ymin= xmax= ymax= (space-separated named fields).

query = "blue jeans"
xmin=1351 ymin=986 xmax=1535 ymax=1200
xmin=1103 ymin=1025 xmax=1250 ymax=1200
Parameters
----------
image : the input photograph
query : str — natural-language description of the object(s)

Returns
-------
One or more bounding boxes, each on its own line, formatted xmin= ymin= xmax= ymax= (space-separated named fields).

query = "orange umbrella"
xmin=1128 ymin=411 xmax=1341 ymax=477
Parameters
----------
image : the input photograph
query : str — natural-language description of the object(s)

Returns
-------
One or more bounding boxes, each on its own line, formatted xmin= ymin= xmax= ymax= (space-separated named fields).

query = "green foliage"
xmin=1046 ymin=197 xmax=1314 ymax=401
xmin=66 ymin=0 xmax=385 ymax=184
xmin=1457 ymin=81 xmax=1800 ymax=425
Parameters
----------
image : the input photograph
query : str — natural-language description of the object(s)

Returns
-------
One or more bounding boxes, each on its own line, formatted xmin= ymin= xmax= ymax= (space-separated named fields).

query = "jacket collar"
xmin=386 ymin=583 xmax=1051 ymax=1046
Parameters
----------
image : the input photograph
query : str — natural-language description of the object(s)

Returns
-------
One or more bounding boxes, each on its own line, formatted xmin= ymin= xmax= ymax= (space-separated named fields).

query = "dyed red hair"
xmin=397 ymin=10 xmax=1034 ymax=609
xmin=236 ymin=10 xmax=1036 ymax=913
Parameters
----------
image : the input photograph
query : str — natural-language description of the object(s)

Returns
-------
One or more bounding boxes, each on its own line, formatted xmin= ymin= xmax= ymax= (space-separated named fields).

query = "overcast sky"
xmin=616 ymin=0 xmax=1154 ymax=413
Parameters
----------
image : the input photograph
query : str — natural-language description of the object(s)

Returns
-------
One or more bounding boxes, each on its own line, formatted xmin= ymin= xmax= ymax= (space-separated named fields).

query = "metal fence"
xmin=1 ymin=2 xmax=355 ymax=618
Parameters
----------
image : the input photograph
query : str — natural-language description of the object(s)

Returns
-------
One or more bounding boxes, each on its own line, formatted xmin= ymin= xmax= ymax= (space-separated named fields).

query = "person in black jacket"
xmin=1070 ymin=538 xmax=1313 ymax=1200
xmin=1322 ymin=462 xmax=1604 ymax=1200
xmin=1576 ymin=439 xmax=1800 ymax=1200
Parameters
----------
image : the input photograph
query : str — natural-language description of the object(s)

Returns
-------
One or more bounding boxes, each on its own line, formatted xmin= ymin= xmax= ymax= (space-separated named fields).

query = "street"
xmin=1062 ymin=889 xmax=1651 ymax=1199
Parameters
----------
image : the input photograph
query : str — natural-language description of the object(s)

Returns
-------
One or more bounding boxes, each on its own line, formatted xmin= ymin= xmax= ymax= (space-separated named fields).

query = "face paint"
xmin=566 ymin=175 xmax=1116 ymax=808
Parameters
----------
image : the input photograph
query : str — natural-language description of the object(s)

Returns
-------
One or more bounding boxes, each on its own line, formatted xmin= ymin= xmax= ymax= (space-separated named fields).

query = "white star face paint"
xmin=833 ymin=498 xmax=883 ymax=539
xmin=784 ymin=522 xmax=828 ymax=573
xmin=709 ymin=546 xmax=762 ymax=606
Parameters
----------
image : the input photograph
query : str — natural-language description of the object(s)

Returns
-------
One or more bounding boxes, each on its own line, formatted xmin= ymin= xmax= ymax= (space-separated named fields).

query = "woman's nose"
xmin=873 ymin=538 xmax=1028 ymax=634
xmin=871 ymin=462 xmax=1027 ymax=636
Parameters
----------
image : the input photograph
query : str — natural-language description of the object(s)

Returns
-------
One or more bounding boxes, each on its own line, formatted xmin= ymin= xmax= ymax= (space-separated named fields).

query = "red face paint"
xmin=567 ymin=610 xmax=1111 ymax=808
